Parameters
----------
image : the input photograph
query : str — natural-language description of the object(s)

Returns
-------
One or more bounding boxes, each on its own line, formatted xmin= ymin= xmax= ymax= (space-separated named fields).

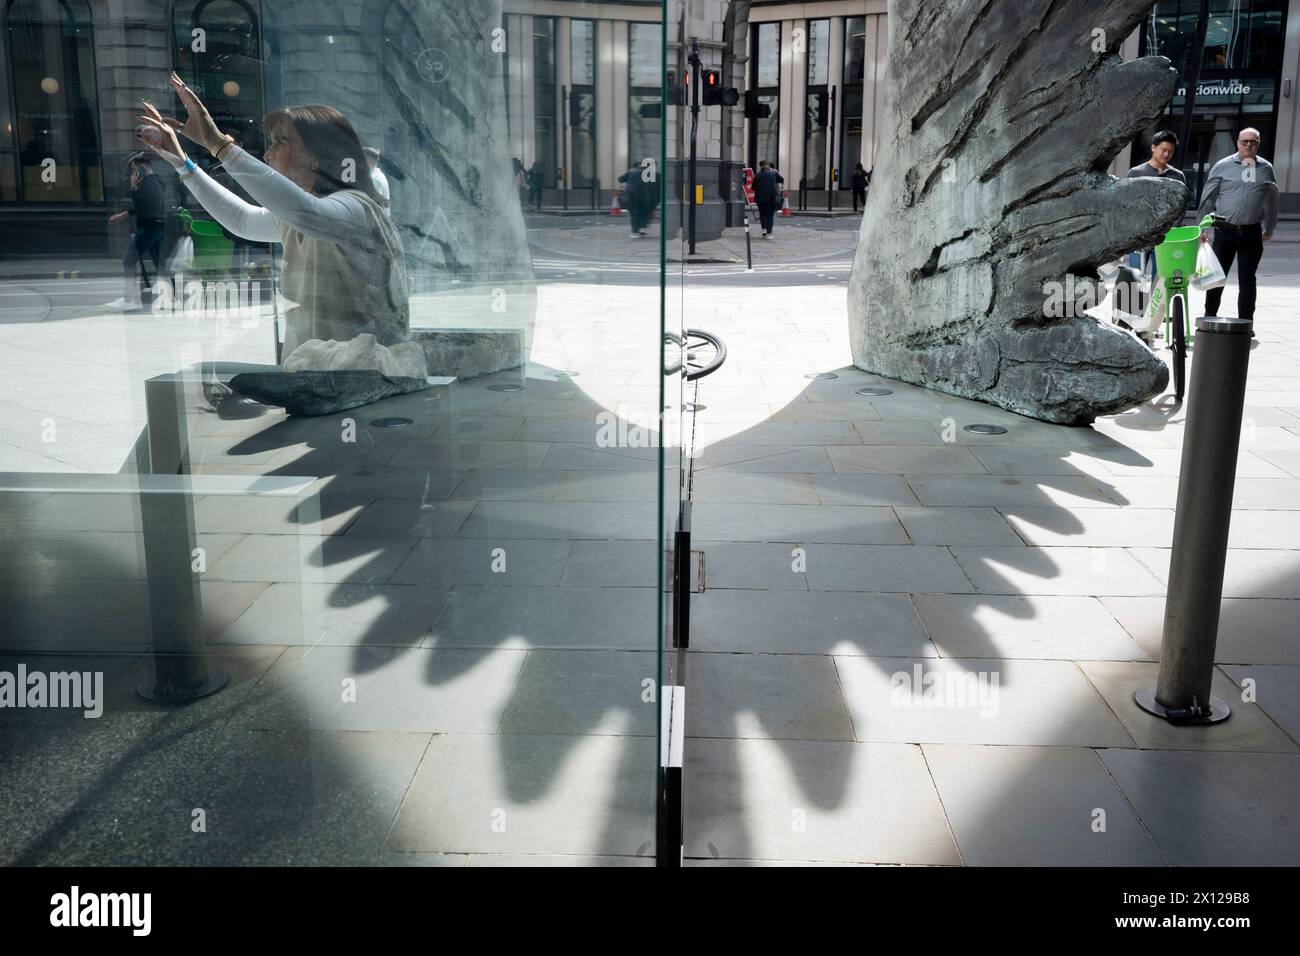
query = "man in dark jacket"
xmin=850 ymin=164 xmax=871 ymax=213
xmin=753 ymin=160 xmax=784 ymax=237
xmin=106 ymin=153 xmax=167 ymax=310
xmin=618 ymin=165 xmax=659 ymax=237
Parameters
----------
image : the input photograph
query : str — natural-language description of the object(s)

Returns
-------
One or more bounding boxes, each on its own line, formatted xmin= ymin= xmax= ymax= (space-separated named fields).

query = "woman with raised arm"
xmin=137 ymin=73 xmax=409 ymax=359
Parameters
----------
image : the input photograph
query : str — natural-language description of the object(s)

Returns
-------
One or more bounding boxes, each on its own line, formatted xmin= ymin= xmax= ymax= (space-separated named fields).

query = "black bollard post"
xmin=743 ymin=207 xmax=753 ymax=272
xmin=1135 ymin=316 xmax=1252 ymax=724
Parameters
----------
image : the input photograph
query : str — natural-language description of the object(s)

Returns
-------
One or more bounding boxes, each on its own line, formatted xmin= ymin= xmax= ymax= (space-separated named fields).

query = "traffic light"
xmin=702 ymin=69 xmax=721 ymax=105
xmin=666 ymin=69 xmax=685 ymax=107
xmin=702 ymin=69 xmax=740 ymax=107
xmin=815 ymin=90 xmax=829 ymax=127
xmin=743 ymin=89 xmax=771 ymax=119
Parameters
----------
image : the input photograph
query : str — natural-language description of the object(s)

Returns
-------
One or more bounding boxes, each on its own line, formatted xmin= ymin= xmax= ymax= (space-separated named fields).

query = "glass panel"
xmin=754 ymin=93 xmax=780 ymax=167
xmin=804 ymin=20 xmax=829 ymax=192
xmin=756 ymin=21 xmax=779 ymax=87
xmin=751 ymin=21 xmax=780 ymax=167
xmin=1 ymin=0 xmax=669 ymax=866
xmin=570 ymin=19 xmax=596 ymax=194
xmin=0 ymin=42 xmax=13 ymax=201
xmin=173 ymin=0 xmax=265 ymax=155
xmin=806 ymin=18 xmax=829 ymax=86
xmin=844 ymin=15 xmax=866 ymax=85
xmin=7 ymin=0 xmax=101 ymax=202
xmin=840 ymin=16 xmax=866 ymax=188
xmin=628 ymin=22 xmax=661 ymax=176
xmin=533 ymin=17 xmax=557 ymax=188
xmin=1145 ymin=0 xmax=1286 ymax=74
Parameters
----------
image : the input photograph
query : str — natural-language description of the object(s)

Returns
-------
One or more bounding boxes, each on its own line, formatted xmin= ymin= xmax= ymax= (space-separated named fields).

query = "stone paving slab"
xmin=922 ymin=745 xmax=1167 ymax=866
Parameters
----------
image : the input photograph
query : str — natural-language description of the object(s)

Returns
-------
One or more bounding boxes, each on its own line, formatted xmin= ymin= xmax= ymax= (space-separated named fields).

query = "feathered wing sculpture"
xmin=848 ymin=0 xmax=1188 ymax=424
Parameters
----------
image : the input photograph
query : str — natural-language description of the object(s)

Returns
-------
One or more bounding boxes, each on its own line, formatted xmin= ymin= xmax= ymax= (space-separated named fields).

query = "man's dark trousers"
xmin=125 ymin=221 xmax=165 ymax=306
xmin=1204 ymin=223 xmax=1264 ymax=322
xmin=757 ymin=202 xmax=778 ymax=234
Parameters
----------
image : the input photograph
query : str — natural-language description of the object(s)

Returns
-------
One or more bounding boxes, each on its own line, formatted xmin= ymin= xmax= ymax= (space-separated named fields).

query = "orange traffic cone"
xmin=610 ymin=195 xmax=623 ymax=216
xmin=780 ymin=191 xmax=791 ymax=217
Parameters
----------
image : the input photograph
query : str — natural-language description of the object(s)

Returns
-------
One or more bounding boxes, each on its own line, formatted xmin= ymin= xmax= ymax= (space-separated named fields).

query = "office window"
xmin=534 ymin=16 xmax=557 ymax=186
xmin=173 ymin=0 xmax=265 ymax=156
xmin=569 ymin=19 xmax=596 ymax=190
xmin=5 ymin=0 xmax=102 ymax=203
xmin=804 ymin=18 xmax=829 ymax=191
xmin=749 ymin=21 xmax=779 ymax=168
xmin=840 ymin=16 xmax=866 ymax=187
xmin=628 ymin=21 xmax=661 ymax=170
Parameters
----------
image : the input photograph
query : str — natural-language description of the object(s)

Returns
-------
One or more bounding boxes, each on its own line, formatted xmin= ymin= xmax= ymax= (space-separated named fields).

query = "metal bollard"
xmin=743 ymin=209 xmax=753 ymax=272
xmin=1135 ymin=316 xmax=1253 ymax=724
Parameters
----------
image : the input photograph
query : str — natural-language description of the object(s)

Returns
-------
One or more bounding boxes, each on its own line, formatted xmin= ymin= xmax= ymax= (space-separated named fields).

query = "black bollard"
xmin=743 ymin=208 xmax=753 ymax=272
xmin=1135 ymin=316 xmax=1252 ymax=724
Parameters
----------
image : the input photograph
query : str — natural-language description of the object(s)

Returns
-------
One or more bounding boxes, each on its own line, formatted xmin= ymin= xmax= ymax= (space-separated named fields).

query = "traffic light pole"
xmin=561 ymin=83 xmax=569 ymax=211
xmin=688 ymin=40 xmax=701 ymax=256
xmin=827 ymin=86 xmax=837 ymax=212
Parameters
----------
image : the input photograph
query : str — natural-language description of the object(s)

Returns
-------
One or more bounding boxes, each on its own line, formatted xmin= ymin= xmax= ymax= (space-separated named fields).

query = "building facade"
xmin=2 ymin=0 xmax=1298 ymax=258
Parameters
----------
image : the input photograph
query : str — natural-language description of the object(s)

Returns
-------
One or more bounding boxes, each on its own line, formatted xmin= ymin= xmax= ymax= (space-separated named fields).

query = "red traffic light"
xmin=704 ymin=69 xmax=720 ymax=88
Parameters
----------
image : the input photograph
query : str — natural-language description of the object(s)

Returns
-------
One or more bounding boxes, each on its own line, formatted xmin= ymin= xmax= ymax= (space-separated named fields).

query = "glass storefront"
xmin=1139 ymin=0 xmax=1289 ymax=204
xmin=4 ymin=0 xmax=102 ymax=204
xmin=0 ymin=0 xmax=678 ymax=865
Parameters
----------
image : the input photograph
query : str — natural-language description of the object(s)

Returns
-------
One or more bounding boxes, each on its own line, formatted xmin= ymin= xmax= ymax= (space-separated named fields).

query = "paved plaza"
xmin=1 ymin=215 xmax=1298 ymax=865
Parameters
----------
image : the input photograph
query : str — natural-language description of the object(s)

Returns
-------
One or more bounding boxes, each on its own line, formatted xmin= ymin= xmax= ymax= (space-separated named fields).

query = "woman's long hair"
xmin=264 ymin=105 xmax=387 ymax=206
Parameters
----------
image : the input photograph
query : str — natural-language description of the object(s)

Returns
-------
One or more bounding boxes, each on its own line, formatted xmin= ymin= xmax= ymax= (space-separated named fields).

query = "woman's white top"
xmin=175 ymin=147 xmax=409 ymax=357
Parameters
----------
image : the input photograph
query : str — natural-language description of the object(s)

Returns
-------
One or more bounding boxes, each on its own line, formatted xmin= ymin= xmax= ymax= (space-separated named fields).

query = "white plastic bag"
xmin=166 ymin=235 xmax=194 ymax=274
xmin=1191 ymin=241 xmax=1226 ymax=292
xmin=1139 ymin=281 xmax=1168 ymax=335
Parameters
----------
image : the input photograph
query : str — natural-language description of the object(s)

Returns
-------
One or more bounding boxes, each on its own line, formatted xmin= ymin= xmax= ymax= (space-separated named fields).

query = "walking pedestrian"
xmin=512 ymin=158 xmax=527 ymax=206
xmin=527 ymin=161 xmax=544 ymax=211
xmin=850 ymin=163 xmax=869 ymax=213
xmin=105 ymin=152 xmax=166 ymax=311
xmin=753 ymin=160 xmax=784 ymax=238
xmin=1123 ymin=130 xmax=1189 ymax=343
xmin=1197 ymin=127 xmax=1279 ymax=336
xmin=618 ymin=166 xmax=650 ymax=237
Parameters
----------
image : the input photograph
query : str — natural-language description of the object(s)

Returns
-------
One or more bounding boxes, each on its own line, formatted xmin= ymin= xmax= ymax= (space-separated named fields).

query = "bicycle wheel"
xmin=1171 ymin=293 xmax=1187 ymax=401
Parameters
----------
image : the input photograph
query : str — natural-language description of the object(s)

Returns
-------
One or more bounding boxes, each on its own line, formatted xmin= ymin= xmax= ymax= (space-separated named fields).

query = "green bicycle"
xmin=1151 ymin=214 xmax=1215 ymax=401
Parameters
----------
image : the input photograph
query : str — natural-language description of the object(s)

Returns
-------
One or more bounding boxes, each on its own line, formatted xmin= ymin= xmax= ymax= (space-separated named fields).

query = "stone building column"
xmin=1275 ymin=0 xmax=1300 ymax=208
xmin=505 ymin=13 xmax=535 ymax=168
xmin=780 ymin=18 xmax=805 ymax=187
xmin=555 ymin=16 xmax=572 ymax=192
xmin=827 ymin=14 xmax=845 ymax=194
xmin=860 ymin=11 xmax=886 ymax=171
xmin=597 ymin=18 xmax=627 ymax=192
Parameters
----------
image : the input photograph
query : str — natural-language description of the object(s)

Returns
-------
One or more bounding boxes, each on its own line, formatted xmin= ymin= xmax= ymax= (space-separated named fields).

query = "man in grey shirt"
xmin=1128 ymin=129 xmax=1187 ymax=184
xmin=1197 ymin=127 xmax=1279 ymax=328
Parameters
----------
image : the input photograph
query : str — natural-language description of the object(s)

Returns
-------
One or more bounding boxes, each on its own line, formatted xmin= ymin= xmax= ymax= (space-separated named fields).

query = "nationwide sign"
xmin=1177 ymin=79 xmax=1254 ymax=97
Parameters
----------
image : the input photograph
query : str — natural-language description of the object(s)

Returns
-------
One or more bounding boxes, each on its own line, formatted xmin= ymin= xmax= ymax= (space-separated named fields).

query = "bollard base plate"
xmin=136 ymin=670 xmax=230 ymax=706
xmin=1134 ymin=687 xmax=1230 ymax=724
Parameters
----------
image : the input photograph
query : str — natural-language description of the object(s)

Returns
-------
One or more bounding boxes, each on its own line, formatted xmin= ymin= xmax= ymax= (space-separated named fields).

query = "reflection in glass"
xmin=5 ymin=0 xmax=101 ymax=202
